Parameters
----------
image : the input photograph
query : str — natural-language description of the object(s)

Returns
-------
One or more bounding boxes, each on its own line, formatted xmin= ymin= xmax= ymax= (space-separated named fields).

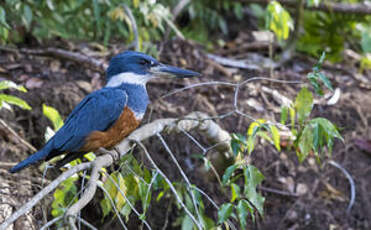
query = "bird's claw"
xmin=98 ymin=147 xmax=120 ymax=161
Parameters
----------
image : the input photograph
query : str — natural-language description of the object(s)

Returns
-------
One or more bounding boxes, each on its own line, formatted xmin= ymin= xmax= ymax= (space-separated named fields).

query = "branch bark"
xmin=0 ymin=112 xmax=231 ymax=230
xmin=0 ymin=46 xmax=107 ymax=73
xmin=241 ymin=0 xmax=371 ymax=15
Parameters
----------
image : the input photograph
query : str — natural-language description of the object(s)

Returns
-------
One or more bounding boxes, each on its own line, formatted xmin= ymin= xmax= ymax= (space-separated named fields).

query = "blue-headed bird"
xmin=10 ymin=51 xmax=200 ymax=173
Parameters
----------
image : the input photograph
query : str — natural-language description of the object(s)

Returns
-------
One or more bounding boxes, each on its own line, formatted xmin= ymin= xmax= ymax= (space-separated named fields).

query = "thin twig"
xmin=0 ymin=46 xmax=106 ymax=72
xmin=259 ymin=186 xmax=299 ymax=197
xmin=240 ymin=0 xmax=371 ymax=15
xmin=65 ymin=155 xmax=113 ymax=229
xmin=70 ymin=216 xmax=98 ymax=230
xmin=121 ymin=3 xmax=139 ymax=51
xmin=0 ymin=118 xmax=37 ymax=152
xmin=0 ymin=162 xmax=91 ymax=230
xmin=102 ymin=170 xmax=152 ymax=230
xmin=157 ymin=133 xmax=204 ymax=229
xmin=39 ymin=216 xmax=63 ymax=230
xmin=136 ymin=141 xmax=203 ymax=230
xmin=97 ymin=182 xmax=128 ymax=230
xmin=328 ymin=160 xmax=356 ymax=214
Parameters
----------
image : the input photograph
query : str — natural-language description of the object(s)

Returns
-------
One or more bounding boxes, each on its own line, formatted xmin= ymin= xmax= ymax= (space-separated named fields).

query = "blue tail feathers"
xmin=9 ymin=144 xmax=53 ymax=173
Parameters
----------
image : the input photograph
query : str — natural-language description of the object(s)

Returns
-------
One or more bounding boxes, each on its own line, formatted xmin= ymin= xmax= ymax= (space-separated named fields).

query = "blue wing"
xmin=50 ymin=87 xmax=127 ymax=152
xmin=9 ymin=87 xmax=127 ymax=173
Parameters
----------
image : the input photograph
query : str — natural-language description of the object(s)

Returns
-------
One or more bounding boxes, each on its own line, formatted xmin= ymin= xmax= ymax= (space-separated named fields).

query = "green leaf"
xmin=22 ymin=5 xmax=33 ymax=30
xmin=237 ymin=199 xmax=256 ymax=228
xmin=361 ymin=30 xmax=371 ymax=53
xmin=222 ymin=164 xmax=238 ymax=185
xmin=231 ymin=138 xmax=241 ymax=156
xmin=0 ymin=6 xmax=10 ymax=29
xmin=318 ymin=73 xmax=333 ymax=91
xmin=243 ymin=165 xmax=265 ymax=216
xmin=201 ymin=215 xmax=216 ymax=229
xmin=217 ymin=203 xmax=234 ymax=224
xmin=266 ymin=1 xmax=293 ymax=41
xmin=308 ymin=74 xmax=323 ymax=96
xmin=83 ymin=152 xmax=96 ymax=161
xmin=52 ymin=175 xmax=78 ymax=217
xmin=297 ymin=125 xmax=313 ymax=162
xmin=43 ymin=104 xmax=63 ymax=130
xmin=317 ymin=51 xmax=326 ymax=67
xmin=247 ymin=135 xmax=255 ymax=154
xmin=46 ymin=0 xmax=55 ymax=10
xmin=289 ymin=106 xmax=296 ymax=134
xmin=230 ymin=183 xmax=240 ymax=202
xmin=0 ymin=80 xmax=27 ymax=92
xmin=44 ymin=126 xmax=55 ymax=141
xmin=295 ymin=88 xmax=313 ymax=126
xmin=0 ymin=94 xmax=31 ymax=110
xmin=280 ymin=106 xmax=288 ymax=124
xmin=307 ymin=0 xmax=321 ymax=7
xmin=309 ymin=117 xmax=343 ymax=157
xmin=310 ymin=118 xmax=343 ymax=141
xmin=181 ymin=215 xmax=194 ymax=230
xmin=233 ymin=3 xmax=243 ymax=20
xmin=270 ymin=125 xmax=281 ymax=151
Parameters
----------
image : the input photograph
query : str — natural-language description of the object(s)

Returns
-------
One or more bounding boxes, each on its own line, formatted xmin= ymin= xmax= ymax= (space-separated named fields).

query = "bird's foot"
xmin=97 ymin=147 xmax=120 ymax=161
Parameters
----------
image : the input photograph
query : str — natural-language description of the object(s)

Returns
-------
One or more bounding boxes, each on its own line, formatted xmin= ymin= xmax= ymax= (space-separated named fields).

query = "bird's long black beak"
xmin=151 ymin=63 xmax=200 ymax=78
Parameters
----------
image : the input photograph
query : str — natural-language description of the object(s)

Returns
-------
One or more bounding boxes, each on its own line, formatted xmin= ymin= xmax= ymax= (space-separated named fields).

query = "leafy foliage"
xmin=43 ymin=104 xmax=63 ymax=131
xmin=297 ymin=11 xmax=369 ymax=61
xmin=51 ymin=175 xmax=79 ymax=218
xmin=222 ymin=53 xmax=343 ymax=228
xmin=265 ymin=1 xmax=293 ymax=41
xmin=0 ymin=0 xmax=176 ymax=49
xmin=218 ymin=164 xmax=265 ymax=229
xmin=0 ymin=80 xmax=31 ymax=111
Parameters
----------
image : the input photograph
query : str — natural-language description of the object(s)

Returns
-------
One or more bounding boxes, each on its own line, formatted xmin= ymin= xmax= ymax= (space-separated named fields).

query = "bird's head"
xmin=106 ymin=51 xmax=200 ymax=87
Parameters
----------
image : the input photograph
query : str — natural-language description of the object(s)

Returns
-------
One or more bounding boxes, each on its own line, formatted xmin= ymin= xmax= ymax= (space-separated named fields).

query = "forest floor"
xmin=0 ymin=35 xmax=370 ymax=229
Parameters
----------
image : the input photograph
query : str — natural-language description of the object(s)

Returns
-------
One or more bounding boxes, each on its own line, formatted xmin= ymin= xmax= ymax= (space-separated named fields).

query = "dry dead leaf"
xmin=25 ymin=78 xmax=43 ymax=89
xmin=50 ymin=60 xmax=61 ymax=72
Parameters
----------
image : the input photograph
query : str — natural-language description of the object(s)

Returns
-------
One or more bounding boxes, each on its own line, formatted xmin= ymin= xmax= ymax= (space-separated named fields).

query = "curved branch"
xmin=0 ymin=162 xmax=91 ymax=230
xmin=328 ymin=160 xmax=356 ymax=214
xmin=1 ymin=112 xmax=231 ymax=229
xmin=241 ymin=0 xmax=371 ymax=15
xmin=121 ymin=3 xmax=139 ymax=51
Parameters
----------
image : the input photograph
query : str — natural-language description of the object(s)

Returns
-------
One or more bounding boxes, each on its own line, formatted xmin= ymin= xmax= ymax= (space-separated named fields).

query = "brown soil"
xmin=0 ymin=38 xmax=370 ymax=229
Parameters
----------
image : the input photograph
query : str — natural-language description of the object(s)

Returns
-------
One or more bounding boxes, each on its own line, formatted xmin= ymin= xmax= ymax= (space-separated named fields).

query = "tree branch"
xmin=0 ymin=46 xmax=107 ymax=73
xmin=0 ymin=162 xmax=91 ymax=230
xmin=0 ymin=112 xmax=232 ymax=229
xmin=241 ymin=0 xmax=371 ymax=15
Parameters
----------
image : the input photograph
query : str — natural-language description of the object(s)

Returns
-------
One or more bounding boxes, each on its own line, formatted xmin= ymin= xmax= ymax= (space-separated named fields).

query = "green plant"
xmin=0 ymin=80 xmax=31 ymax=111
xmin=0 ymin=0 xmax=177 ymax=49
xmin=265 ymin=1 xmax=294 ymax=42
xmin=219 ymin=53 xmax=343 ymax=228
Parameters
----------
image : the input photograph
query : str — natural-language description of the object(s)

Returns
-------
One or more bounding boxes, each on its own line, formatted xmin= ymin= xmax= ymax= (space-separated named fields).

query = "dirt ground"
xmin=0 ymin=37 xmax=370 ymax=229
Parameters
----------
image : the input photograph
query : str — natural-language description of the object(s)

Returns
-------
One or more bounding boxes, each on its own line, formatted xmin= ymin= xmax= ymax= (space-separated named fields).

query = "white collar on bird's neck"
xmin=105 ymin=72 xmax=153 ymax=87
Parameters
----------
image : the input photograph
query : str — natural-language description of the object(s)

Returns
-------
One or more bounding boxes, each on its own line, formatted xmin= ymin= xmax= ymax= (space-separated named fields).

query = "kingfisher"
xmin=10 ymin=51 xmax=200 ymax=173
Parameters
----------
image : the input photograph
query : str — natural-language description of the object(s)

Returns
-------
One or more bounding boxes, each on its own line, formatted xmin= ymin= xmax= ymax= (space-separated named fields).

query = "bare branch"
xmin=157 ymin=133 xmax=204 ymax=228
xmin=241 ymin=0 xmax=371 ymax=15
xmin=135 ymin=141 xmax=203 ymax=230
xmin=0 ymin=162 xmax=91 ymax=230
xmin=65 ymin=155 xmax=113 ymax=229
xmin=328 ymin=160 xmax=356 ymax=214
xmin=0 ymin=46 xmax=106 ymax=72
xmin=96 ymin=182 xmax=128 ymax=230
xmin=39 ymin=216 xmax=63 ymax=230
xmin=121 ymin=3 xmax=139 ymax=51
xmin=0 ymin=118 xmax=37 ymax=153
xmin=102 ymin=170 xmax=152 ymax=230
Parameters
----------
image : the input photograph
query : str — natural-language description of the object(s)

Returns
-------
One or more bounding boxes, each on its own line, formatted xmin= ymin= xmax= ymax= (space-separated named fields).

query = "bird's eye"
xmin=139 ymin=59 xmax=149 ymax=65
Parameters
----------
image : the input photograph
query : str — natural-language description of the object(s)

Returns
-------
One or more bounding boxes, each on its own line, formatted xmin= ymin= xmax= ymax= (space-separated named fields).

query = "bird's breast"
xmin=80 ymin=106 xmax=141 ymax=152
